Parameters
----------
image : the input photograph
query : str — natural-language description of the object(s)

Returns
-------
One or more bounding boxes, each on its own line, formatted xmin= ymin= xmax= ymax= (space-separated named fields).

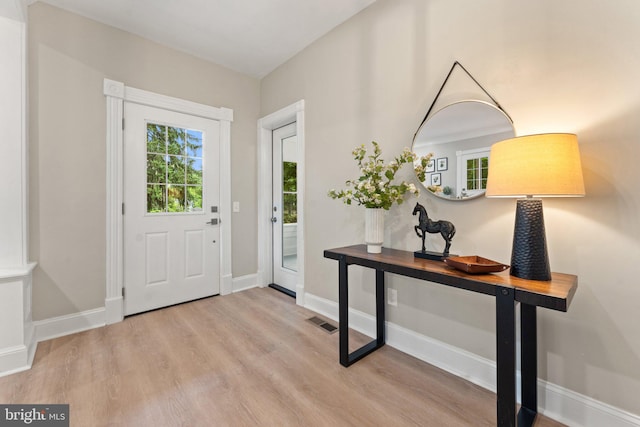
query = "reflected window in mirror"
xmin=456 ymin=148 xmax=490 ymax=198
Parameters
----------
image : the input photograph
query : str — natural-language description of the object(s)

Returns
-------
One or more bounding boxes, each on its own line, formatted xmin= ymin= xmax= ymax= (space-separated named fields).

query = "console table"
xmin=324 ymin=245 xmax=577 ymax=427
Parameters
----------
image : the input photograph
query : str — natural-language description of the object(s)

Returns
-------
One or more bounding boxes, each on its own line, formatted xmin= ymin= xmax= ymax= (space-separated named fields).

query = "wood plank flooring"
xmin=0 ymin=288 xmax=566 ymax=426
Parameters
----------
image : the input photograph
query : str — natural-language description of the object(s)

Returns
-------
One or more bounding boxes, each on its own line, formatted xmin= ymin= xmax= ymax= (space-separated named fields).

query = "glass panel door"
xmin=272 ymin=122 xmax=297 ymax=293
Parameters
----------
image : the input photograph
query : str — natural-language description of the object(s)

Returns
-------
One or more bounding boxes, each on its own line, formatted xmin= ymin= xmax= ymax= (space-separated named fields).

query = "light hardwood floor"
xmin=0 ymin=288 xmax=565 ymax=426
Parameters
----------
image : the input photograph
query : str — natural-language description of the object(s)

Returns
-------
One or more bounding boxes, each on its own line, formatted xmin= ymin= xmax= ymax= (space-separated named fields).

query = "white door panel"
xmin=272 ymin=123 xmax=297 ymax=292
xmin=124 ymin=103 xmax=220 ymax=315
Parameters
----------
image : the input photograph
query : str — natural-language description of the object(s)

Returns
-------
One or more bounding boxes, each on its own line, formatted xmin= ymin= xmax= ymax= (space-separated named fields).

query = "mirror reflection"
xmin=412 ymin=100 xmax=515 ymax=201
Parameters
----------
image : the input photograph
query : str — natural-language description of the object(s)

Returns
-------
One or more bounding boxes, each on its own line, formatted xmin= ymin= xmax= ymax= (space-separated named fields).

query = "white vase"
xmin=365 ymin=208 xmax=385 ymax=253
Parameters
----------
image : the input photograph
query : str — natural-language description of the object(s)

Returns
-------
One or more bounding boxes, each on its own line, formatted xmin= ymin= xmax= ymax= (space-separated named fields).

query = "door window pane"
xmin=186 ymin=186 xmax=203 ymax=211
xmin=147 ymin=124 xmax=166 ymax=153
xmin=186 ymin=129 xmax=203 ymax=157
xmin=147 ymin=184 xmax=166 ymax=213
xmin=147 ymin=154 xmax=167 ymax=184
xmin=281 ymin=137 xmax=297 ymax=272
xmin=167 ymin=185 xmax=186 ymax=212
xmin=167 ymin=127 xmax=186 ymax=155
xmin=282 ymin=160 xmax=297 ymax=224
xmin=187 ymin=158 xmax=203 ymax=185
xmin=283 ymin=193 xmax=297 ymax=224
xmin=167 ymin=156 xmax=186 ymax=184
xmin=283 ymin=161 xmax=297 ymax=192
xmin=146 ymin=122 xmax=203 ymax=213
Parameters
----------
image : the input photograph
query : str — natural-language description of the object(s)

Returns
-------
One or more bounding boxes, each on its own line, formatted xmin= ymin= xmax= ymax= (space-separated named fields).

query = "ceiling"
xmin=32 ymin=0 xmax=376 ymax=78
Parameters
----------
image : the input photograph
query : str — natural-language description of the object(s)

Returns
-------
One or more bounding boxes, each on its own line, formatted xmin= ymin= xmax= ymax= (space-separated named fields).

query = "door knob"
xmin=206 ymin=218 xmax=219 ymax=225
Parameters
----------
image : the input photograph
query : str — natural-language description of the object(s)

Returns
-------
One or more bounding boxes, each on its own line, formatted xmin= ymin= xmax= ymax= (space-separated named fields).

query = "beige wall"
xmin=261 ymin=0 xmax=640 ymax=415
xmin=28 ymin=2 xmax=260 ymax=320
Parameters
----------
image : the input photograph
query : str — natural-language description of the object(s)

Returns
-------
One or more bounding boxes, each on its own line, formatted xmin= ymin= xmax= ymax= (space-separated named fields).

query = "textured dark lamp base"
xmin=510 ymin=199 xmax=551 ymax=281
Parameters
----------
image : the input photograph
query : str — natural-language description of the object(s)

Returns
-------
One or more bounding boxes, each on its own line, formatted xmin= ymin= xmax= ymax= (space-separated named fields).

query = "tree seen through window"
xmin=146 ymin=123 xmax=203 ymax=213
xmin=282 ymin=161 xmax=297 ymax=223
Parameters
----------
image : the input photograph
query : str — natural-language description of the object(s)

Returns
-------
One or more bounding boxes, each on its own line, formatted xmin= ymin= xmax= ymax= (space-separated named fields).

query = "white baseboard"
xmin=387 ymin=313 xmax=498 ymax=392
xmin=304 ymin=292 xmax=640 ymax=427
xmin=0 ymin=265 xmax=38 ymax=377
xmin=34 ymin=307 xmax=106 ymax=343
xmin=232 ymin=274 xmax=258 ymax=293
xmin=36 ymin=275 xmax=258 ymax=343
xmin=0 ymin=320 xmax=36 ymax=377
xmin=540 ymin=380 xmax=640 ymax=427
xmin=0 ymin=342 xmax=36 ymax=378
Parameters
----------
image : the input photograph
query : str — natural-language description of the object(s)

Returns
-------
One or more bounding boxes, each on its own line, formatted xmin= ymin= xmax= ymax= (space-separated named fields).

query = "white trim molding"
xmin=103 ymin=78 xmax=234 ymax=323
xmin=257 ymin=100 xmax=305 ymax=306
xmin=36 ymin=274 xmax=258 ymax=347
xmin=0 ymin=264 xmax=37 ymax=377
xmin=0 ymin=13 xmax=37 ymax=377
xmin=104 ymin=79 xmax=124 ymax=325
xmin=303 ymin=292 xmax=640 ymax=427
xmin=232 ymin=274 xmax=258 ymax=293
xmin=34 ymin=308 xmax=106 ymax=343
xmin=219 ymin=112 xmax=233 ymax=296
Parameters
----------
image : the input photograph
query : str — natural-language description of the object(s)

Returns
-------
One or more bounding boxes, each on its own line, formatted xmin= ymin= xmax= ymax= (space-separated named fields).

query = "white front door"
xmin=272 ymin=123 xmax=298 ymax=293
xmin=123 ymin=103 xmax=220 ymax=315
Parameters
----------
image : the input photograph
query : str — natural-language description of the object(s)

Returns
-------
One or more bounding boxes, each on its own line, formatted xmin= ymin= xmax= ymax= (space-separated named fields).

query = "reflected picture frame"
xmin=426 ymin=159 xmax=435 ymax=173
xmin=430 ymin=173 xmax=441 ymax=186
xmin=437 ymin=157 xmax=448 ymax=171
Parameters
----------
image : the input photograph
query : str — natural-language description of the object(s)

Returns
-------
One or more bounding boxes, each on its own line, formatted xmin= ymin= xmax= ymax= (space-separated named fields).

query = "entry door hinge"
xmin=122 ymin=287 xmax=125 ymax=298
xmin=122 ymin=203 xmax=125 ymax=215
xmin=122 ymin=118 xmax=125 ymax=130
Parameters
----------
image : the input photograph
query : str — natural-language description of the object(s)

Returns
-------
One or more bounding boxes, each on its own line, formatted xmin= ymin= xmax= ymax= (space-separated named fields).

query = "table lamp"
xmin=485 ymin=133 xmax=585 ymax=281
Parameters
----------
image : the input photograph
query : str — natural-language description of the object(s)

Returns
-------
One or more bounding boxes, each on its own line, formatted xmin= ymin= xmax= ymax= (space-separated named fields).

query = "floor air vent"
xmin=307 ymin=316 xmax=338 ymax=334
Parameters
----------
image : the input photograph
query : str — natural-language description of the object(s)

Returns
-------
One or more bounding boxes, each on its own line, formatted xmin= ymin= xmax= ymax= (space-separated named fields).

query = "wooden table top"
xmin=324 ymin=245 xmax=578 ymax=312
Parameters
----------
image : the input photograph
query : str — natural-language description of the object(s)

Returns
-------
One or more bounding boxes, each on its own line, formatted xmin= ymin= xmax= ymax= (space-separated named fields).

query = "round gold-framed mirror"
xmin=412 ymin=100 xmax=515 ymax=201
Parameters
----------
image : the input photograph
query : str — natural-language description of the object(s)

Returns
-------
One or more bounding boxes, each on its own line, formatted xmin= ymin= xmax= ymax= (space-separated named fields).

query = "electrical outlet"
xmin=233 ymin=201 xmax=240 ymax=213
xmin=387 ymin=288 xmax=398 ymax=306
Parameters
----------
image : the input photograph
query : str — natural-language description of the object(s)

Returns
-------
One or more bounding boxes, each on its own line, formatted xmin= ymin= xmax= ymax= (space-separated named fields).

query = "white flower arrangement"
xmin=328 ymin=141 xmax=432 ymax=210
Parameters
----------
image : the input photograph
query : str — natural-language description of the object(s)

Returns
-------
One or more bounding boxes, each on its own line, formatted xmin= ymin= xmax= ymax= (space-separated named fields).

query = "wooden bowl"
xmin=444 ymin=255 xmax=509 ymax=274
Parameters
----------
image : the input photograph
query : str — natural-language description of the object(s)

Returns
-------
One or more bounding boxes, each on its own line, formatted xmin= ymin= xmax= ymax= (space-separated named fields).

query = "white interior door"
xmin=272 ymin=123 xmax=298 ymax=293
xmin=124 ymin=102 xmax=220 ymax=315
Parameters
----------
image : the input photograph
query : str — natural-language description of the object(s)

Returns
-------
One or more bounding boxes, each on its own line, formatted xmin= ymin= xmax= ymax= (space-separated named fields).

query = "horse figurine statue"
xmin=412 ymin=202 xmax=456 ymax=257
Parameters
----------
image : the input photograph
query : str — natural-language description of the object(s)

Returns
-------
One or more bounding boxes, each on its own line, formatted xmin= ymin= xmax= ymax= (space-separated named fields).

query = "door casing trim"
xmin=257 ymin=100 xmax=305 ymax=306
xmin=103 ymin=78 xmax=234 ymax=324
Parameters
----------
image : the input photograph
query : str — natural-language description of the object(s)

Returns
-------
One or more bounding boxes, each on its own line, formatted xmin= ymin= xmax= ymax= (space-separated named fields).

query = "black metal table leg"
xmin=376 ymin=269 xmax=385 ymax=346
xmin=338 ymin=255 xmax=350 ymax=367
xmin=518 ymin=303 xmax=538 ymax=426
xmin=496 ymin=286 xmax=517 ymax=427
xmin=338 ymin=256 xmax=386 ymax=367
